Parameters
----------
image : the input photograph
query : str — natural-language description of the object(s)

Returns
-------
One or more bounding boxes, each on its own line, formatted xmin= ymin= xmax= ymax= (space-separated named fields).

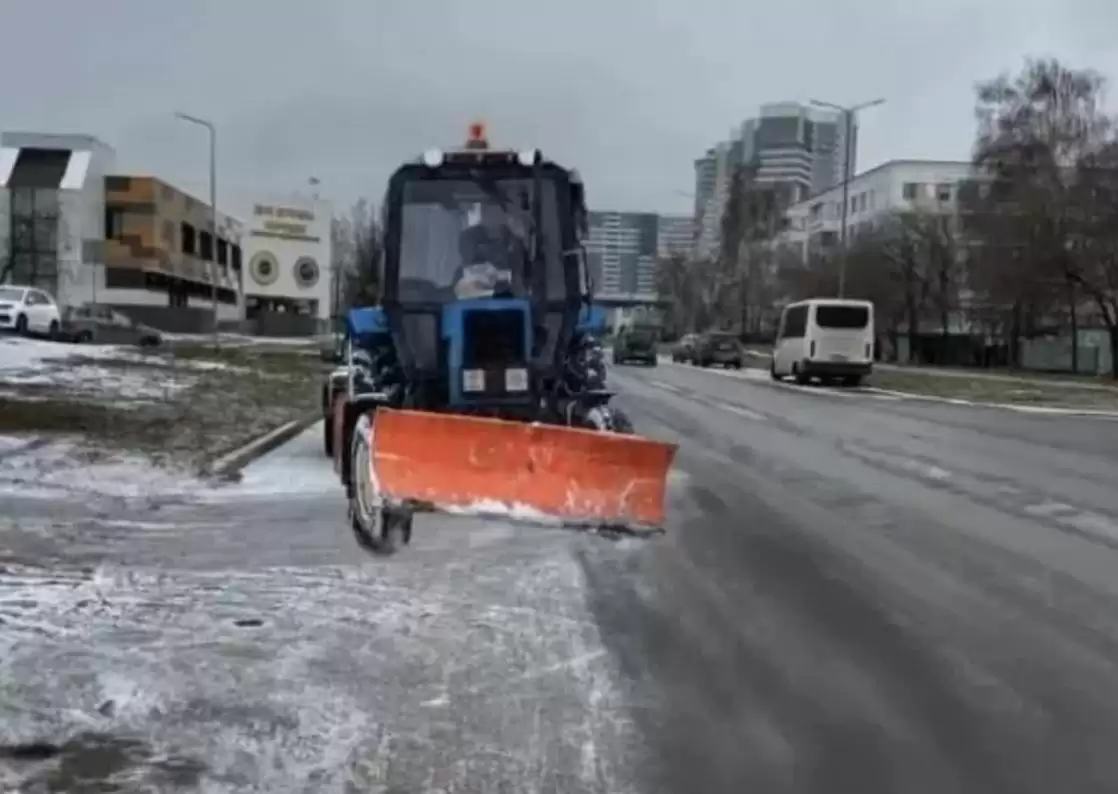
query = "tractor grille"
xmin=463 ymin=309 xmax=526 ymax=368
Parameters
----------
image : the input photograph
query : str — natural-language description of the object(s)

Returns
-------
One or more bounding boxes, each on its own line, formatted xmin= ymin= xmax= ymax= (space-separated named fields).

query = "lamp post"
xmin=174 ymin=111 xmax=219 ymax=349
xmin=809 ymin=97 xmax=886 ymax=298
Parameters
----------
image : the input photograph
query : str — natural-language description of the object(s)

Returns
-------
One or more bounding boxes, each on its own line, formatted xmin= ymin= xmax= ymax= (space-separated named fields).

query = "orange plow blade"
xmin=369 ymin=408 xmax=678 ymax=530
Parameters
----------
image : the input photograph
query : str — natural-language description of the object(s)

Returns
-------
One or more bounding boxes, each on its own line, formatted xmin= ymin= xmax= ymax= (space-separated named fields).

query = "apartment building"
xmin=780 ymin=159 xmax=973 ymax=261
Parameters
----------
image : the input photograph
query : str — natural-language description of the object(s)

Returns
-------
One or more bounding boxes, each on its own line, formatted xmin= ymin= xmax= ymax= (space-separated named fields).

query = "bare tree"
xmin=1070 ymin=139 xmax=1118 ymax=376
xmin=331 ymin=198 xmax=382 ymax=315
xmin=715 ymin=161 xmax=787 ymax=334
xmin=964 ymin=57 xmax=1111 ymax=372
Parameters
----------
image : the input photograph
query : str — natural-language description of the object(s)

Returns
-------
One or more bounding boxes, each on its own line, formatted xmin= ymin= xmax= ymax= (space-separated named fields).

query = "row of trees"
xmin=329 ymin=198 xmax=382 ymax=318
xmin=657 ymin=56 xmax=1118 ymax=376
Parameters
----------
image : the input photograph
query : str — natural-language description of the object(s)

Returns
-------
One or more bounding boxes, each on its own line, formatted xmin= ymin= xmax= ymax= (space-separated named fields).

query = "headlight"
xmin=505 ymin=368 xmax=528 ymax=392
xmin=463 ymin=369 xmax=485 ymax=392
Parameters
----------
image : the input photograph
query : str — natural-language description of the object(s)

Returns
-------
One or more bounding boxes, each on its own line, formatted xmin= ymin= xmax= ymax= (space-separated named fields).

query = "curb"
xmin=207 ymin=413 xmax=321 ymax=480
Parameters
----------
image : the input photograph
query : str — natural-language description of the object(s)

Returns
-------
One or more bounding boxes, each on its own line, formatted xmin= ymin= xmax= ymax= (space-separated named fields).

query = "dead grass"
xmin=867 ymin=369 xmax=1118 ymax=411
xmin=0 ymin=346 xmax=325 ymax=471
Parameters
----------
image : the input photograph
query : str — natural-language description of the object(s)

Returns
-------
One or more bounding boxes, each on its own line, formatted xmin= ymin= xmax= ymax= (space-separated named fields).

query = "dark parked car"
xmin=61 ymin=304 xmax=163 ymax=347
xmin=612 ymin=325 xmax=659 ymax=366
xmin=670 ymin=333 xmax=699 ymax=362
xmin=694 ymin=332 xmax=744 ymax=368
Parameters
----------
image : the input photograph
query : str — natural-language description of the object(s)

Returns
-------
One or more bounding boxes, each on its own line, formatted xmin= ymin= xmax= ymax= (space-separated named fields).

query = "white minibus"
xmin=771 ymin=298 xmax=874 ymax=386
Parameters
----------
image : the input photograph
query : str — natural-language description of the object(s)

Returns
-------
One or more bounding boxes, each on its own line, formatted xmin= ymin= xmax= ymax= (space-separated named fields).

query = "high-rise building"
xmin=656 ymin=214 xmax=694 ymax=258
xmin=692 ymin=101 xmax=856 ymax=257
xmin=585 ymin=210 xmax=660 ymax=297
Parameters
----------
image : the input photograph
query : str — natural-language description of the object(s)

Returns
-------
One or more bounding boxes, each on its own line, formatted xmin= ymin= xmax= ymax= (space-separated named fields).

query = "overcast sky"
xmin=1 ymin=0 xmax=1114 ymax=216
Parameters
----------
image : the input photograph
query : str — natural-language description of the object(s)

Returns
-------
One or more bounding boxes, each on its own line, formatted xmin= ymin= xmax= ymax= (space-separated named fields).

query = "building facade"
xmin=780 ymin=159 xmax=973 ymax=261
xmin=656 ymin=213 xmax=694 ymax=258
xmin=585 ymin=211 xmax=659 ymax=298
xmin=693 ymin=102 xmax=855 ymax=259
xmin=234 ymin=192 xmax=333 ymax=331
xmin=102 ymin=175 xmax=244 ymax=325
xmin=0 ymin=132 xmax=118 ymax=308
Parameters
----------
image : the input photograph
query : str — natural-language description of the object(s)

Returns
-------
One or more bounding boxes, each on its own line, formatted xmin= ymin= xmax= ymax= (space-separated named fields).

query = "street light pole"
xmin=809 ymin=97 xmax=885 ymax=298
xmin=174 ymin=111 xmax=219 ymax=349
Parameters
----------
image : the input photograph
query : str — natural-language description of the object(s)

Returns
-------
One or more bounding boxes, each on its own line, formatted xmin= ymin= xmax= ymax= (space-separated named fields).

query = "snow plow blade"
xmin=369 ymin=408 xmax=678 ymax=531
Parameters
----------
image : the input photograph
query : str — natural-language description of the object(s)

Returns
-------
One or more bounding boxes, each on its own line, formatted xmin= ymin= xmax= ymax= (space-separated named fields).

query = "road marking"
xmin=716 ymin=402 xmax=766 ymax=422
xmin=1024 ymin=501 xmax=1077 ymax=518
xmin=1023 ymin=501 xmax=1118 ymax=544
xmin=648 ymin=379 xmax=683 ymax=394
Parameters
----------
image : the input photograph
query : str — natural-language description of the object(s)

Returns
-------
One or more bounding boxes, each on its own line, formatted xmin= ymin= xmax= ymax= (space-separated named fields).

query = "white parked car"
xmin=0 ymin=285 xmax=62 ymax=338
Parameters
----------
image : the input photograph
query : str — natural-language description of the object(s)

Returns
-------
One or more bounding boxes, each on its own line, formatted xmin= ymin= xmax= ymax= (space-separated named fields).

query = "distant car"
xmin=0 ymin=285 xmax=62 ymax=338
xmin=612 ymin=325 xmax=659 ymax=366
xmin=694 ymin=332 xmax=744 ymax=368
xmin=60 ymin=304 xmax=163 ymax=347
xmin=671 ymin=333 xmax=699 ymax=362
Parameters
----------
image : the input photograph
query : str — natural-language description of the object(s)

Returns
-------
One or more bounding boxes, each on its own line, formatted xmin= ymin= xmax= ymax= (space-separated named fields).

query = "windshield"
xmin=0 ymin=287 xmax=25 ymax=301
xmin=397 ymin=178 xmax=564 ymax=304
xmin=815 ymin=304 xmax=870 ymax=329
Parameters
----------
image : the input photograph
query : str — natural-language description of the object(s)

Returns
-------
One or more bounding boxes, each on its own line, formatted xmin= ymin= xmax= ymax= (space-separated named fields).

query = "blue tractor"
xmin=329 ymin=125 xmax=676 ymax=555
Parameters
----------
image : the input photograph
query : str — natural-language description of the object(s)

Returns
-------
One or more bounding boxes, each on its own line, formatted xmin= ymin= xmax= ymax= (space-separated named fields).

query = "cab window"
xmin=779 ymin=305 xmax=808 ymax=339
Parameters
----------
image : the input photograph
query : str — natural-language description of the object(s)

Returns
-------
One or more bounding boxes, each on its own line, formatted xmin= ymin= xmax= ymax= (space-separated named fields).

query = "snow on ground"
xmin=0 ymin=436 xmax=214 ymax=502
xmin=198 ymin=421 xmax=337 ymax=502
xmin=0 ymin=336 xmax=232 ymax=403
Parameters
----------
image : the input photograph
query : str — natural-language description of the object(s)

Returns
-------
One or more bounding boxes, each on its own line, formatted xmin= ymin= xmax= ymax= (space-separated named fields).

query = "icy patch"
xmin=0 ymin=437 xmax=211 ymax=501
xmin=197 ymin=422 xmax=337 ymax=503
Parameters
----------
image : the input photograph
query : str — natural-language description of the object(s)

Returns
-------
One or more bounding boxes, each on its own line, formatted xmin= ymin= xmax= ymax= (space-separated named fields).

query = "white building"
xmin=231 ymin=191 xmax=334 ymax=328
xmin=780 ymin=159 xmax=973 ymax=261
xmin=0 ymin=132 xmax=117 ymax=308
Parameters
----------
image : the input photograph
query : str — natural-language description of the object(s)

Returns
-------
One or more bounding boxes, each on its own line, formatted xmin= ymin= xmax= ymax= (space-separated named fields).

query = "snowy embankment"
xmin=0 ymin=337 xmax=263 ymax=501
xmin=0 ymin=336 xmax=229 ymax=403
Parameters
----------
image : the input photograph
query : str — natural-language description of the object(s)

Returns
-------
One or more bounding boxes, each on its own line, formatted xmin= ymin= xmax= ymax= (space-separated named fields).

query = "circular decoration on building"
xmin=293 ymin=256 xmax=320 ymax=288
xmin=250 ymin=251 xmax=279 ymax=286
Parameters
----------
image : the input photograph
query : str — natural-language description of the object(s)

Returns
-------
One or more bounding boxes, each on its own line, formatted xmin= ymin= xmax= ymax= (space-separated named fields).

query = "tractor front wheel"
xmin=584 ymin=404 xmax=634 ymax=434
xmin=349 ymin=412 xmax=411 ymax=555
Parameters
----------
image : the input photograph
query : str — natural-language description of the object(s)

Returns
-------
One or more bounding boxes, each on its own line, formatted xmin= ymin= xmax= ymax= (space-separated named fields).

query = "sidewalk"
xmin=874 ymin=363 xmax=1118 ymax=392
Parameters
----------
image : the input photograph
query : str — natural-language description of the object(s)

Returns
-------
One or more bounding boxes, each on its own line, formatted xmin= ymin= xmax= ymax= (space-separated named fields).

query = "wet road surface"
xmin=4 ymin=361 xmax=1118 ymax=792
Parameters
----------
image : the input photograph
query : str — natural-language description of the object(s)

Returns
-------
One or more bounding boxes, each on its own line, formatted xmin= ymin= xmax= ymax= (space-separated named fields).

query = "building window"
xmin=231 ymin=244 xmax=243 ymax=272
xmin=217 ymin=238 xmax=228 ymax=266
xmin=105 ymin=207 xmax=124 ymax=240
xmin=181 ymin=222 xmax=196 ymax=255
xmin=200 ymin=231 xmax=213 ymax=261
xmin=903 ymin=182 xmax=921 ymax=200
xmin=936 ymin=183 xmax=953 ymax=202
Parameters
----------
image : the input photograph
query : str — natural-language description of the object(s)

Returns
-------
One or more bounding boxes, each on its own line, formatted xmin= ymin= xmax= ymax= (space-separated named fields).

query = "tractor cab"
xmin=380 ymin=123 xmax=585 ymax=412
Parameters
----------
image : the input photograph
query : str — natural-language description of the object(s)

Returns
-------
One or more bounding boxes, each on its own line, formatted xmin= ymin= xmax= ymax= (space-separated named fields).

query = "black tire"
xmin=770 ymin=361 xmax=780 ymax=381
xmin=76 ymin=330 xmax=94 ymax=343
xmin=349 ymin=413 xmax=410 ymax=555
xmin=843 ymin=375 xmax=864 ymax=388
xmin=48 ymin=320 xmax=59 ymax=339
xmin=584 ymin=404 xmax=634 ymax=434
xmin=14 ymin=314 xmax=28 ymax=335
xmin=323 ymin=412 xmax=334 ymax=458
xmin=793 ymin=364 xmax=810 ymax=385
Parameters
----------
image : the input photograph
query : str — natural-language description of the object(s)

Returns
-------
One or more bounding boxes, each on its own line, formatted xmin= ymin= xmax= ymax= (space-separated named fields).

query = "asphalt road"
xmin=5 ymin=361 xmax=1118 ymax=792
